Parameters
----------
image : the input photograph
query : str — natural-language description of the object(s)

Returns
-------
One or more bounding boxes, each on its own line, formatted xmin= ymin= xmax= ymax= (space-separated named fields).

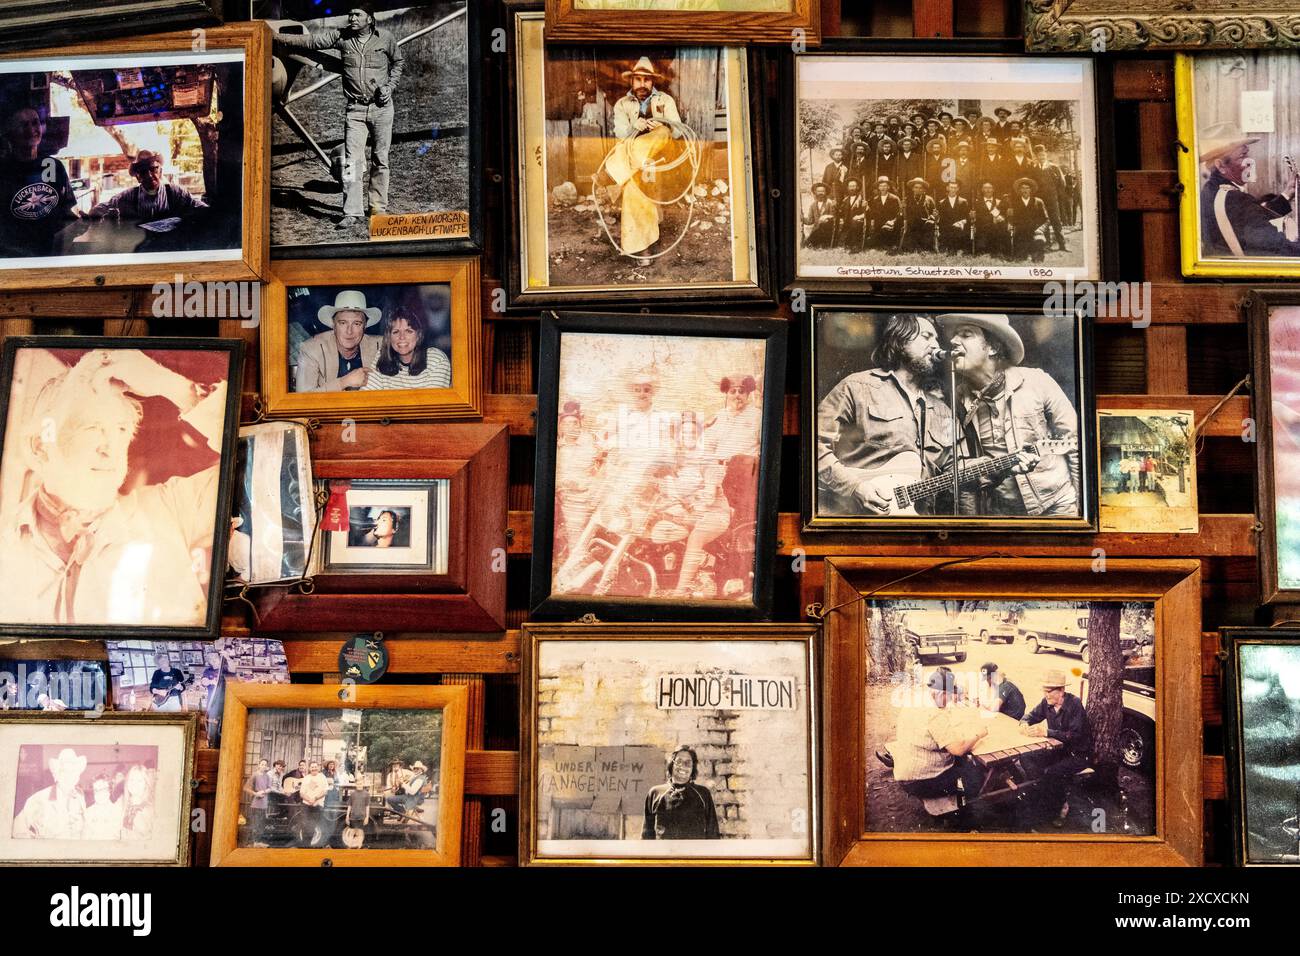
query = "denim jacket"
xmin=278 ymin=26 xmax=404 ymax=106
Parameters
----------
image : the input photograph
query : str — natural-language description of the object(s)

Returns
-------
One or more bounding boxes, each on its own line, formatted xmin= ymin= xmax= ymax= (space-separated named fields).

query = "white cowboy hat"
xmin=318 ymin=290 xmax=382 ymax=329
xmin=1199 ymin=122 xmax=1260 ymax=165
xmin=411 ymin=760 xmax=427 ymax=772
xmin=935 ymin=313 xmax=1026 ymax=366
xmin=48 ymin=748 xmax=87 ymax=777
xmin=621 ymin=56 xmax=663 ymax=81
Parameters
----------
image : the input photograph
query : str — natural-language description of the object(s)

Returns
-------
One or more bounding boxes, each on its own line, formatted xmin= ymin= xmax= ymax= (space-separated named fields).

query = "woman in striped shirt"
xmin=361 ymin=307 xmax=452 ymax=391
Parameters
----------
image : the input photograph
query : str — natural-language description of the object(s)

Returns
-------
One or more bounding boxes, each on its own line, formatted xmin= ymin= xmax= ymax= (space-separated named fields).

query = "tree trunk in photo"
xmin=1087 ymin=602 xmax=1123 ymax=790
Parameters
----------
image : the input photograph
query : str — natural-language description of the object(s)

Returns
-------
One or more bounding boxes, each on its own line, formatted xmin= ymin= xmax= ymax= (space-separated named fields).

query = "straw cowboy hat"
xmin=906 ymin=177 xmax=929 ymax=191
xmin=1198 ymin=121 xmax=1260 ymax=165
xmin=317 ymin=289 xmax=382 ymax=329
xmin=411 ymin=761 xmax=428 ymax=772
xmin=621 ymin=56 xmax=663 ymax=81
xmin=935 ymin=313 xmax=1026 ymax=366
xmin=1013 ymin=176 xmax=1038 ymax=192
xmin=48 ymin=748 xmax=87 ymax=777
xmin=129 ymin=149 xmax=163 ymax=176
xmin=1041 ymin=669 xmax=1069 ymax=689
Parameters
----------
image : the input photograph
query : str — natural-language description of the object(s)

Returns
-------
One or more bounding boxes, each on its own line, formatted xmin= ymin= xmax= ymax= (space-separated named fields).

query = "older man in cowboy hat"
xmin=605 ymin=56 xmax=682 ymax=260
xmin=1198 ymin=122 xmax=1300 ymax=258
xmin=13 ymin=747 xmax=88 ymax=839
xmin=88 ymin=149 xmax=205 ymax=224
xmin=294 ymin=289 xmax=384 ymax=393
xmin=938 ymin=312 xmax=1080 ymax=517
xmin=1020 ymin=668 xmax=1092 ymax=827
xmin=1007 ymin=176 xmax=1050 ymax=262
xmin=900 ymin=176 xmax=938 ymax=253
xmin=866 ymin=175 xmax=902 ymax=249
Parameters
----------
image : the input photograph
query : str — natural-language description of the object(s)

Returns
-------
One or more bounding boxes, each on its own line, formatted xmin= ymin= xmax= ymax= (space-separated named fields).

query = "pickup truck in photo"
xmin=1018 ymin=608 xmax=1137 ymax=665
xmin=901 ymin=611 xmax=969 ymax=664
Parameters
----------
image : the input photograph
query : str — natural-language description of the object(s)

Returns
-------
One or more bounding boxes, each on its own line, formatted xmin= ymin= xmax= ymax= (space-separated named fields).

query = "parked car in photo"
xmin=1081 ymin=662 xmax=1156 ymax=773
xmin=901 ymin=610 xmax=968 ymax=664
xmin=1020 ymin=607 xmax=1135 ymax=664
xmin=968 ymin=612 xmax=1017 ymax=644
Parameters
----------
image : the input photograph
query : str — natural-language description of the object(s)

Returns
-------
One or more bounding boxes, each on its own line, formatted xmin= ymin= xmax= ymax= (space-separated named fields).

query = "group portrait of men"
xmin=801 ymin=102 xmax=1080 ymax=263
xmin=816 ymin=311 xmax=1081 ymax=520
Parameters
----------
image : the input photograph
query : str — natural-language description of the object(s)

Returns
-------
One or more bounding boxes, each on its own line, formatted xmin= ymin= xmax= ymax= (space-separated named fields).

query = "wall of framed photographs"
xmin=0 ymin=0 xmax=1286 ymax=868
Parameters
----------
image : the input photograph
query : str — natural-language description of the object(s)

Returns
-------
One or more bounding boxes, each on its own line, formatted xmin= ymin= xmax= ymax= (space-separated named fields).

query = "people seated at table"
xmin=889 ymin=667 xmax=988 ymax=807
xmin=1019 ymin=669 xmax=1092 ymax=827
xmin=977 ymin=661 xmax=1026 ymax=721
xmin=88 ymin=150 xmax=206 ymax=224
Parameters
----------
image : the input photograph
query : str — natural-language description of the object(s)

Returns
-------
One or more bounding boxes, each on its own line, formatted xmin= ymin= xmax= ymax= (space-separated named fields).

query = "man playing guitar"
xmin=147 ymin=652 xmax=189 ymax=713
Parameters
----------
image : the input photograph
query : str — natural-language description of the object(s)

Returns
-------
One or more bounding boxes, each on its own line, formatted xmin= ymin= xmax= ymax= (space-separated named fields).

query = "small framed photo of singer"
xmin=1177 ymin=52 xmax=1300 ymax=278
xmin=258 ymin=256 xmax=482 ymax=421
xmin=531 ymin=311 xmax=787 ymax=621
xmin=805 ymin=304 xmax=1095 ymax=533
xmin=0 ymin=337 xmax=243 ymax=640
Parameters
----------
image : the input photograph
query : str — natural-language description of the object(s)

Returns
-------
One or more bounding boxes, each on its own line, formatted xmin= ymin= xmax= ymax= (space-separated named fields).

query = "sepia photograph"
xmin=793 ymin=54 xmax=1100 ymax=283
xmin=865 ymin=599 xmax=1157 ymax=836
xmin=0 ymin=43 xmax=252 ymax=284
xmin=0 ymin=712 xmax=195 ymax=865
xmin=257 ymin=0 xmax=475 ymax=253
xmin=0 ymin=338 xmax=241 ymax=637
xmin=318 ymin=478 xmax=449 ymax=573
xmin=512 ymin=10 xmax=762 ymax=303
xmin=0 ymin=659 xmax=106 ymax=712
xmin=1224 ymin=633 xmax=1300 ymax=866
xmin=534 ymin=315 xmax=787 ymax=617
xmin=809 ymin=306 xmax=1092 ymax=531
xmin=106 ymin=637 xmax=290 ymax=748
xmin=1098 ymin=410 xmax=1198 ymax=533
xmin=229 ymin=421 xmax=315 ymax=587
xmin=1177 ymin=52 xmax=1300 ymax=277
xmin=522 ymin=625 xmax=817 ymax=864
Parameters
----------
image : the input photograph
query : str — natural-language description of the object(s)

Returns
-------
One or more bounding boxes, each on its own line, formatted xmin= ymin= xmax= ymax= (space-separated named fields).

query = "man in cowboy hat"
xmin=835 ymin=177 xmax=868 ymax=249
xmin=294 ymin=289 xmax=384 ymax=393
xmin=821 ymin=146 xmax=848 ymax=202
xmin=937 ymin=312 xmax=1080 ymax=517
xmin=1198 ymin=122 xmax=1300 ymax=258
xmin=606 ymin=56 xmax=682 ymax=260
xmin=992 ymin=105 xmax=1014 ymax=143
xmin=896 ymin=134 xmax=924 ymax=187
xmin=1007 ymin=176 xmax=1050 ymax=262
xmin=274 ymin=4 xmax=404 ymax=229
xmin=88 ymin=149 xmax=205 ymax=224
xmin=13 ymin=747 xmax=88 ymax=839
xmin=386 ymin=759 xmax=429 ymax=816
xmin=978 ymin=137 xmax=1009 ymax=201
xmin=922 ymin=137 xmax=948 ymax=196
xmin=866 ymin=175 xmax=902 ymax=249
xmin=900 ymin=176 xmax=938 ymax=253
xmin=1020 ymin=668 xmax=1092 ymax=827
xmin=801 ymin=181 xmax=838 ymax=248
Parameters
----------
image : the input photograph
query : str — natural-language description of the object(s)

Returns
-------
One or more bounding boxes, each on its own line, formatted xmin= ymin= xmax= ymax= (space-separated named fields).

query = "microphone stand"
xmin=948 ymin=353 xmax=960 ymax=516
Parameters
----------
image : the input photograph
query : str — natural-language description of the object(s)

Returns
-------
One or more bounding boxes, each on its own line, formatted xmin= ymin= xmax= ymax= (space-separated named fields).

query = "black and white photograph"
xmin=1177 ymin=52 xmax=1300 ymax=277
xmin=0 ymin=338 xmax=242 ymax=637
xmin=318 ymin=478 xmax=449 ymax=573
xmin=865 ymin=600 xmax=1156 ymax=836
xmin=236 ymin=706 xmax=444 ymax=850
xmin=258 ymin=0 xmax=475 ymax=253
xmin=0 ymin=51 xmax=247 ymax=275
xmin=1098 ymin=410 xmax=1198 ymax=534
xmin=808 ymin=306 xmax=1092 ymax=531
xmin=512 ymin=10 xmax=763 ymax=303
xmin=1225 ymin=635 xmax=1300 ymax=866
xmin=793 ymin=54 xmax=1100 ymax=282
xmin=287 ymin=281 xmax=453 ymax=393
xmin=525 ymin=628 xmax=817 ymax=863
xmin=229 ymin=421 xmax=315 ymax=587
xmin=0 ymin=659 xmax=106 ymax=712
xmin=106 ymin=638 xmax=290 ymax=748
xmin=0 ymin=712 xmax=194 ymax=865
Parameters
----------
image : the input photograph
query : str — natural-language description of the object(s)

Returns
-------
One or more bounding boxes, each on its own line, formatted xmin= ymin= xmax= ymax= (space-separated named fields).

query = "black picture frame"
xmin=530 ymin=310 xmax=787 ymax=621
xmin=778 ymin=38 xmax=1118 ymax=296
xmin=802 ymin=297 xmax=1097 ymax=533
xmin=253 ymin=0 xmax=484 ymax=259
xmin=0 ymin=1 xmax=222 ymax=54
xmin=1221 ymin=627 xmax=1300 ymax=868
xmin=0 ymin=336 xmax=244 ymax=641
xmin=320 ymin=478 xmax=444 ymax=573
xmin=502 ymin=0 xmax=777 ymax=311
xmin=1248 ymin=290 xmax=1300 ymax=604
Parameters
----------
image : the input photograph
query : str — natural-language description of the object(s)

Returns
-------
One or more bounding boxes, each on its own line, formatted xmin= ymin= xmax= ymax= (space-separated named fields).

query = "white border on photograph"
xmin=324 ymin=481 xmax=449 ymax=573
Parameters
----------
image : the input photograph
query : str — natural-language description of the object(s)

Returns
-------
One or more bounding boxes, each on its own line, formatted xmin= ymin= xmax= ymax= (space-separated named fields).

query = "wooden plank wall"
xmin=0 ymin=0 xmax=1259 ymax=866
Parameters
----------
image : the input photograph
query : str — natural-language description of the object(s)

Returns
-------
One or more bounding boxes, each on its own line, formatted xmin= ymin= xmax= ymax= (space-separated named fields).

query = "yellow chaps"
xmin=605 ymin=125 xmax=674 ymax=256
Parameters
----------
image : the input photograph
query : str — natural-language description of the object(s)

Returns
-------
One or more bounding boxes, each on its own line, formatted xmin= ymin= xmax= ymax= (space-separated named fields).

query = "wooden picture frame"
xmin=0 ymin=711 xmax=197 ymax=867
xmin=519 ymin=622 xmax=819 ymax=866
xmin=0 ymin=335 xmax=244 ymax=641
xmin=530 ymin=310 xmax=787 ymax=621
xmin=803 ymin=299 xmax=1098 ymax=533
xmin=1025 ymin=1 xmax=1300 ymax=53
xmin=544 ymin=0 xmax=821 ymax=45
xmin=251 ymin=422 xmax=508 ymax=632
xmin=0 ymin=24 xmax=269 ymax=290
xmin=0 ymin=0 xmax=221 ymax=55
xmin=258 ymin=256 xmax=482 ymax=422
xmin=1221 ymin=627 xmax=1300 ymax=868
xmin=821 ymin=556 xmax=1203 ymax=867
xmin=504 ymin=2 xmax=775 ymax=309
xmin=784 ymin=39 xmax=1116 ymax=292
xmin=210 ymin=682 xmax=467 ymax=867
xmin=1248 ymin=290 xmax=1300 ymax=604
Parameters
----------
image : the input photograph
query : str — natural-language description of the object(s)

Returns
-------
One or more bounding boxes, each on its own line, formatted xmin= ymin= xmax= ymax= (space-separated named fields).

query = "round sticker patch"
xmin=11 ymin=182 xmax=59 ymax=221
xmin=338 ymin=633 xmax=388 ymax=684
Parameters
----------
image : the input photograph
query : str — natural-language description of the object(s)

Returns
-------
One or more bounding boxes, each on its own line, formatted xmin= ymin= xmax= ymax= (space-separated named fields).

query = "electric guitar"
xmin=821 ymin=439 xmax=1075 ymax=516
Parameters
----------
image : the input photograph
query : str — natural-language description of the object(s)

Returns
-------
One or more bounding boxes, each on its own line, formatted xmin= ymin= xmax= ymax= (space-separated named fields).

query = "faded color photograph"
xmin=534 ymin=638 xmax=813 ymax=859
xmin=551 ymin=331 xmax=766 ymax=603
xmin=1098 ymin=410 xmax=1197 ymax=533
xmin=866 ymin=599 xmax=1156 ymax=835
